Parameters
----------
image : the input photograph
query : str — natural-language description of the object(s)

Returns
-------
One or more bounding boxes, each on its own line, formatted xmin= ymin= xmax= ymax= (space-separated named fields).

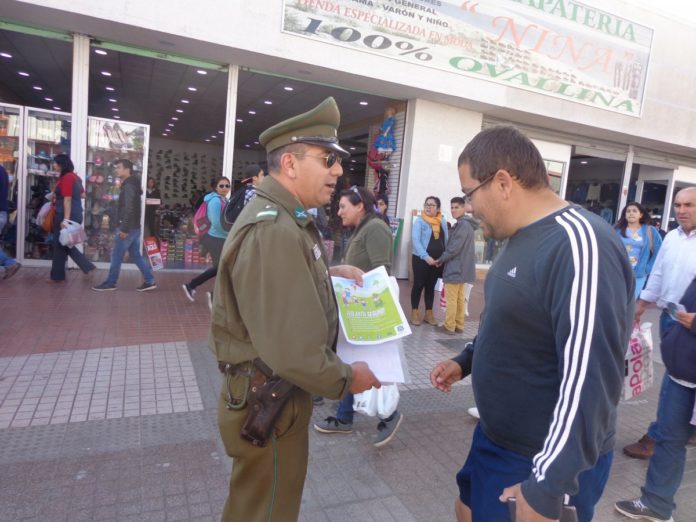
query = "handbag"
xmin=58 ymin=220 xmax=87 ymax=247
xmin=39 ymin=203 xmax=55 ymax=233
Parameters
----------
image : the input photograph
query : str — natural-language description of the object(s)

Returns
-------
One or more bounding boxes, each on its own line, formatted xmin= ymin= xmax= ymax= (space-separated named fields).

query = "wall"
xmin=394 ymin=98 xmax=482 ymax=278
xmin=8 ymin=0 xmax=696 ymax=157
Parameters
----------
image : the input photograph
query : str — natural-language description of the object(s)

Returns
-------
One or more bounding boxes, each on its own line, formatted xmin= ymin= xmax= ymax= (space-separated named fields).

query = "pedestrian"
xmin=615 ymin=187 xmax=696 ymax=522
xmin=92 ymin=159 xmax=156 ymax=292
xmin=430 ymin=126 xmax=634 ymax=522
xmin=210 ymin=97 xmax=380 ymax=521
xmin=435 ymin=197 xmax=476 ymax=335
xmin=411 ymin=195 xmax=448 ymax=326
xmin=314 ymin=185 xmax=403 ymax=448
xmin=0 ymin=164 xmax=20 ymax=279
xmin=144 ymin=177 xmax=161 ymax=240
xmin=615 ymin=201 xmax=662 ymax=299
xmin=49 ymin=154 xmax=95 ymax=282
xmin=181 ymin=176 xmax=231 ymax=306
xmin=375 ymin=194 xmax=391 ymax=224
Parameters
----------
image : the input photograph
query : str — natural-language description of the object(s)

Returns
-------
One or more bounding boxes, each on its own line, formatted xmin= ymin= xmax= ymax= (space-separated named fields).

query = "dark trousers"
xmin=50 ymin=217 xmax=96 ymax=281
xmin=188 ymin=234 xmax=225 ymax=289
xmin=411 ymin=255 xmax=442 ymax=310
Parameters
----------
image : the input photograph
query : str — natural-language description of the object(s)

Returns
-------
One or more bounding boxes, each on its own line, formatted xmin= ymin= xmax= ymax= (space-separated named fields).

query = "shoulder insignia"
xmin=254 ymin=206 xmax=279 ymax=222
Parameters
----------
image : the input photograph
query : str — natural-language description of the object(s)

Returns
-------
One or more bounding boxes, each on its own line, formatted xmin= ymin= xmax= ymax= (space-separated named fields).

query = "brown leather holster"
xmin=237 ymin=358 xmax=295 ymax=447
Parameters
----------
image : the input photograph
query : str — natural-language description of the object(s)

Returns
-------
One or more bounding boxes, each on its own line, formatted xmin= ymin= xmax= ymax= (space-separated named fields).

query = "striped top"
xmin=471 ymin=205 xmax=634 ymax=518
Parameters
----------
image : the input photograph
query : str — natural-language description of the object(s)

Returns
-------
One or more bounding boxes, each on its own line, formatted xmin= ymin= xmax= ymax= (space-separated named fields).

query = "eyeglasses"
xmin=290 ymin=151 xmax=342 ymax=169
xmin=217 ymin=184 xmax=230 ymax=188
xmin=462 ymin=171 xmax=497 ymax=204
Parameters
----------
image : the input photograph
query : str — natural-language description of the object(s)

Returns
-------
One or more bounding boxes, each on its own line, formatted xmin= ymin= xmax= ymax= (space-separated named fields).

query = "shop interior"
xmin=0 ymin=25 xmax=405 ymax=269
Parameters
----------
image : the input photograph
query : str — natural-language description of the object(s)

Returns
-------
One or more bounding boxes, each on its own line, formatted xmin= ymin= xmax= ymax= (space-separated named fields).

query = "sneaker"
xmin=615 ymin=499 xmax=673 ymax=521
xmin=623 ymin=434 xmax=655 ymax=460
xmin=3 ymin=263 xmax=21 ymax=280
xmin=206 ymin=291 xmax=213 ymax=312
xmin=136 ymin=282 xmax=157 ymax=292
xmin=313 ymin=416 xmax=353 ymax=434
xmin=467 ymin=407 xmax=480 ymax=419
xmin=312 ymin=395 xmax=324 ymax=406
xmin=92 ymin=282 xmax=116 ymax=291
xmin=182 ymin=283 xmax=196 ymax=302
xmin=374 ymin=412 xmax=403 ymax=448
xmin=442 ymin=326 xmax=456 ymax=335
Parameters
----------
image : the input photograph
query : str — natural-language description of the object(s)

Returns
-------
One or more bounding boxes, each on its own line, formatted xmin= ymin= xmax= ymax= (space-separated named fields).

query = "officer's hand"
xmin=330 ymin=265 xmax=364 ymax=286
xmin=349 ymin=361 xmax=381 ymax=393
xmin=430 ymin=359 xmax=462 ymax=393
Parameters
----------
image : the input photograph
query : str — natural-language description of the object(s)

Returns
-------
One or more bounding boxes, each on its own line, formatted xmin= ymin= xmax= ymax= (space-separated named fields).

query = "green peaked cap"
xmin=259 ymin=96 xmax=350 ymax=157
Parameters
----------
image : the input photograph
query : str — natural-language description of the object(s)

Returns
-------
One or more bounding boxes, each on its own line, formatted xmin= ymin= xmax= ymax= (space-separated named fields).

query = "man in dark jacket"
xmin=436 ymin=197 xmax=476 ymax=335
xmin=92 ymin=159 xmax=156 ymax=291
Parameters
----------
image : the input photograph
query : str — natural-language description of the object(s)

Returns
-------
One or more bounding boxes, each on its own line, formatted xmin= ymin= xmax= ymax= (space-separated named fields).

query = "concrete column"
xmin=222 ymin=65 xmax=238 ymax=182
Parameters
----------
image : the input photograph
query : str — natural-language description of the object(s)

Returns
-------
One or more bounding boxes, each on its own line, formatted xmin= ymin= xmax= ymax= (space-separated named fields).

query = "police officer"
xmin=210 ymin=97 xmax=381 ymax=521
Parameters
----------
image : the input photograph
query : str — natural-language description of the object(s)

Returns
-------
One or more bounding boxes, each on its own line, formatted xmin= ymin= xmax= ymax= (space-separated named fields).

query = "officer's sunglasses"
xmin=290 ymin=151 xmax=342 ymax=169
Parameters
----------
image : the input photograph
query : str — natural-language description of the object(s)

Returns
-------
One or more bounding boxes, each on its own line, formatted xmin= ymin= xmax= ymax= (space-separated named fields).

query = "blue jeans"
xmin=457 ymin=425 xmax=613 ymax=522
xmin=647 ymin=311 xmax=678 ymax=441
xmin=640 ymin=377 xmax=696 ymax=519
xmin=106 ymin=229 xmax=154 ymax=285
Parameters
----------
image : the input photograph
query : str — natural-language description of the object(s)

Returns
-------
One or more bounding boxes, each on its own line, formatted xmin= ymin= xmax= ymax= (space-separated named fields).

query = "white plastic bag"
xmin=623 ymin=322 xmax=653 ymax=400
xmin=59 ymin=220 xmax=87 ymax=247
xmin=354 ymin=384 xmax=400 ymax=418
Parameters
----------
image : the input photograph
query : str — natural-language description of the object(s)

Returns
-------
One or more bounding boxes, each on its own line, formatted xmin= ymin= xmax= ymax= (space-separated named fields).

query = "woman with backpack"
xmin=49 ymin=154 xmax=96 ymax=282
xmin=182 ymin=176 xmax=230 ymax=305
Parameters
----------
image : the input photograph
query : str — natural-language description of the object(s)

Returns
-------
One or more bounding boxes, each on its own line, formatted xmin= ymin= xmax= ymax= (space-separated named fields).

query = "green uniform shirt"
xmin=209 ymin=175 xmax=352 ymax=399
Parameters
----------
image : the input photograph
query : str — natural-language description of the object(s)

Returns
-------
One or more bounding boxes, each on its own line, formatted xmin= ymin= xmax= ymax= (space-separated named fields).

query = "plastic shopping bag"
xmin=58 ymin=220 xmax=87 ymax=247
xmin=623 ymin=322 xmax=653 ymax=400
xmin=354 ymin=384 xmax=400 ymax=418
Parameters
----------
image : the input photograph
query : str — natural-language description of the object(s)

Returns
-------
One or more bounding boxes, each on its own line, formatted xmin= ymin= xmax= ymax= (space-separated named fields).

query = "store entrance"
xmin=565 ymin=154 xmax=626 ymax=226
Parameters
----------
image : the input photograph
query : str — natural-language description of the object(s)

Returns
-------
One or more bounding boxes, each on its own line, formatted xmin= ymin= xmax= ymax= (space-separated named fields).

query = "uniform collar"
xmin=256 ymin=175 xmax=314 ymax=228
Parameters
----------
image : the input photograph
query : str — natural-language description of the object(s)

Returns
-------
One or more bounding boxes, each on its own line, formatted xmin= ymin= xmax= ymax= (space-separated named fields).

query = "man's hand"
xmin=429 ymin=359 xmax=462 ymax=393
xmin=634 ymin=299 xmax=650 ymax=323
xmin=499 ymin=483 xmax=558 ymax=522
xmin=349 ymin=362 xmax=381 ymax=393
xmin=676 ymin=311 xmax=695 ymax=330
xmin=330 ymin=265 xmax=364 ymax=286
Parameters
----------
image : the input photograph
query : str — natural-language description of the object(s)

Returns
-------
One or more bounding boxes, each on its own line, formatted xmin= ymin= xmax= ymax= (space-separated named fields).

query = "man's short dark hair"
xmin=451 ymin=196 xmax=466 ymax=205
xmin=457 ymin=126 xmax=549 ymax=190
xmin=267 ymin=143 xmax=306 ymax=173
xmin=113 ymin=158 xmax=133 ymax=171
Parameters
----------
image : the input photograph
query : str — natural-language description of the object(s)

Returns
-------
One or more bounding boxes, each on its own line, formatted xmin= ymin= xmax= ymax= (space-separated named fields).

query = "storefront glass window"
xmin=0 ymin=104 xmax=21 ymax=258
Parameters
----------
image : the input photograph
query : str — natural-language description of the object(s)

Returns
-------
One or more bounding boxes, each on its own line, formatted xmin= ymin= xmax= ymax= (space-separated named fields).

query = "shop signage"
xmin=282 ymin=0 xmax=653 ymax=116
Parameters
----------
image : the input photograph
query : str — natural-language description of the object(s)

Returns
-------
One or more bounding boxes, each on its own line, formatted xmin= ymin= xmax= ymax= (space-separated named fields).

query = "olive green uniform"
xmin=210 ymin=175 xmax=352 ymax=521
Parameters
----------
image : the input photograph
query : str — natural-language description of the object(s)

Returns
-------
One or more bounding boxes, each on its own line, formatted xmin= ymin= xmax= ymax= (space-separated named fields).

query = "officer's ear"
xmin=279 ymin=151 xmax=298 ymax=179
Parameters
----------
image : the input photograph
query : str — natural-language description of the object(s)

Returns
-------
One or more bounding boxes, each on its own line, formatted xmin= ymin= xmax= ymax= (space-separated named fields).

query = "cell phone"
xmin=667 ymin=302 xmax=686 ymax=320
xmin=507 ymin=498 xmax=579 ymax=522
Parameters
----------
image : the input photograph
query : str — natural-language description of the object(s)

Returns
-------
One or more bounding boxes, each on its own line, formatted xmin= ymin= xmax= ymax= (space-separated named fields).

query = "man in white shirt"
xmin=616 ymin=186 xmax=696 ymax=522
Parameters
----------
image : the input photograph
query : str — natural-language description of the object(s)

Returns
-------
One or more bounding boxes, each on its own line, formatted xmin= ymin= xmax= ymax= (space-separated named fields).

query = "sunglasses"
xmin=350 ymin=185 xmax=363 ymax=202
xmin=217 ymin=184 xmax=230 ymax=188
xmin=291 ymin=151 xmax=342 ymax=169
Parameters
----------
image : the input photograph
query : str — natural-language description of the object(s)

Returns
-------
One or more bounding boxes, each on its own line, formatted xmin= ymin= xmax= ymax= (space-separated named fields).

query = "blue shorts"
xmin=456 ymin=424 xmax=612 ymax=522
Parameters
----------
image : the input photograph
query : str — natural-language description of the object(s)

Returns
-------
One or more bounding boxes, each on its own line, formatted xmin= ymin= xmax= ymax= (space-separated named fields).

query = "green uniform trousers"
xmin=218 ymin=381 xmax=313 ymax=521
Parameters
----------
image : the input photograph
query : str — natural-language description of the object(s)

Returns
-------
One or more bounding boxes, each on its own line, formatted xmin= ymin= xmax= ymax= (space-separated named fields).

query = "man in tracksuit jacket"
xmin=430 ymin=126 xmax=634 ymax=522
xmin=92 ymin=158 xmax=156 ymax=292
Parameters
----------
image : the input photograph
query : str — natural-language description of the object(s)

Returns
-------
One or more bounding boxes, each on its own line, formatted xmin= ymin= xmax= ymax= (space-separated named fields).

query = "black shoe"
xmin=92 ymin=282 xmax=116 ymax=291
xmin=136 ymin=282 xmax=157 ymax=292
xmin=182 ymin=283 xmax=195 ymax=302
xmin=615 ymin=499 xmax=673 ymax=521
xmin=312 ymin=395 xmax=324 ymax=406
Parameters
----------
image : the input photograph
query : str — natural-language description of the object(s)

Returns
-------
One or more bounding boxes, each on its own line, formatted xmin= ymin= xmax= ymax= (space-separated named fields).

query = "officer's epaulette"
xmin=253 ymin=205 xmax=279 ymax=223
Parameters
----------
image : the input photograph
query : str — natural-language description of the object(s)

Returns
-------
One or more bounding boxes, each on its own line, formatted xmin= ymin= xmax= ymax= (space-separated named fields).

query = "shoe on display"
xmin=467 ymin=407 xmax=480 ymax=419
xmin=92 ymin=282 xmax=116 ymax=291
xmin=623 ymin=433 xmax=654 ymax=460
xmin=3 ymin=263 xmax=21 ymax=280
xmin=313 ymin=416 xmax=353 ymax=434
xmin=374 ymin=412 xmax=403 ymax=448
xmin=206 ymin=291 xmax=213 ymax=312
xmin=614 ymin=499 xmax=673 ymax=521
xmin=136 ymin=282 xmax=157 ymax=292
xmin=182 ymin=283 xmax=195 ymax=302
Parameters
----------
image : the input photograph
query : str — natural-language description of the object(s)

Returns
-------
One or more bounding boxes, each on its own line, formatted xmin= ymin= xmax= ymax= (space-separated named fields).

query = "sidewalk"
xmin=0 ymin=266 xmax=694 ymax=521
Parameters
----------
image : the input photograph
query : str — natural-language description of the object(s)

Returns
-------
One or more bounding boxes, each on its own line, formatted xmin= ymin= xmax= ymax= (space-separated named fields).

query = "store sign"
xmin=282 ymin=0 xmax=653 ymax=116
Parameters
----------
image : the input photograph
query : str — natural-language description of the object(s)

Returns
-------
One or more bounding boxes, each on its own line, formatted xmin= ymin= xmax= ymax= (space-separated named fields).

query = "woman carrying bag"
xmin=615 ymin=202 xmax=662 ymax=299
xmin=313 ymin=186 xmax=403 ymax=448
xmin=49 ymin=154 xmax=95 ymax=282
